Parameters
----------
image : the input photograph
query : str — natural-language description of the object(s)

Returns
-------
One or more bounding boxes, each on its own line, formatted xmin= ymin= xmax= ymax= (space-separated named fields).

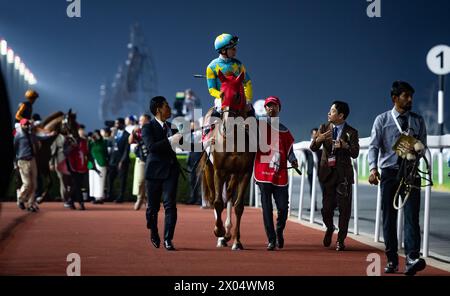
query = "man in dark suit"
xmin=310 ymin=101 xmax=359 ymax=251
xmin=107 ymin=118 xmax=130 ymax=203
xmin=142 ymin=96 xmax=183 ymax=251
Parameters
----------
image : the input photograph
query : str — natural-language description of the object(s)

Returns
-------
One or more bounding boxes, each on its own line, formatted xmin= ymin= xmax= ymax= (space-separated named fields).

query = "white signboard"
xmin=427 ymin=45 xmax=450 ymax=75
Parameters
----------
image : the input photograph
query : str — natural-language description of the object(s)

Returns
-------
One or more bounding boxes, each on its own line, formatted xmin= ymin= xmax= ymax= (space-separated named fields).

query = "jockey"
xmin=13 ymin=90 xmax=39 ymax=136
xmin=15 ymin=89 xmax=39 ymax=123
xmin=206 ymin=33 xmax=253 ymax=116
xmin=254 ymin=96 xmax=298 ymax=251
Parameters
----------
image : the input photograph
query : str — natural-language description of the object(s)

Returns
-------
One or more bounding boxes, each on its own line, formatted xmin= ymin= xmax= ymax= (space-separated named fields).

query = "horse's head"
xmin=61 ymin=109 xmax=79 ymax=140
xmin=218 ymin=70 xmax=246 ymax=115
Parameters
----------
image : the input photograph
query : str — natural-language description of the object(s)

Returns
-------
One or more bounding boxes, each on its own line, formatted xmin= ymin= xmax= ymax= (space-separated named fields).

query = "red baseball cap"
xmin=20 ymin=118 xmax=30 ymax=126
xmin=264 ymin=96 xmax=281 ymax=110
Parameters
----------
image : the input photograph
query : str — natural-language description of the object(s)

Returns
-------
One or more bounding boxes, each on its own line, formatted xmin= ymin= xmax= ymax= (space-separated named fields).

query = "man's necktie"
xmin=398 ymin=115 xmax=408 ymax=132
xmin=332 ymin=127 xmax=338 ymax=140
xmin=163 ymin=123 xmax=168 ymax=137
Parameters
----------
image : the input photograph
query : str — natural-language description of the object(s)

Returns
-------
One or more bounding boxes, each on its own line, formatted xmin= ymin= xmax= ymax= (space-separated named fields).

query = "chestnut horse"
xmin=200 ymin=70 xmax=256 ymax=250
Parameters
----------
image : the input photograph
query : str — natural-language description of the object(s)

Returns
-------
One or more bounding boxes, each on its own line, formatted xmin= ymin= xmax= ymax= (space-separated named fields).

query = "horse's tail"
xmin=197 ymin=153 xmax=208 ymax=200
xmin=198 ymin=152 xmax=214 ymax=207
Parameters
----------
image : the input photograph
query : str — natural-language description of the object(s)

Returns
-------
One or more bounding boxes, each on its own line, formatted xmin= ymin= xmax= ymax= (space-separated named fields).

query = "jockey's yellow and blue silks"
xmin=206 ymin=56 xmax=253 ymax=102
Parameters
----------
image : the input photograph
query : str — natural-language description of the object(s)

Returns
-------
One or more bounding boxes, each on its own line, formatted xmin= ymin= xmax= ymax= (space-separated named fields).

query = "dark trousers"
xmin=70 ymin=172 xmax=85 ymax=205
xmin=381 ymin=168 xmax=421 ymax=264
xmin=258 ymin=182 xmax=289 ymax=244
xmin=322 ymin=171 xmax=352 ymax=242
xmin=146 ymin=166 xmax=179 ymax=242
xmin=107 ymin=162 xmax=129 ymax=201
xmin=187 ymin=152 xmax=202 ymax=204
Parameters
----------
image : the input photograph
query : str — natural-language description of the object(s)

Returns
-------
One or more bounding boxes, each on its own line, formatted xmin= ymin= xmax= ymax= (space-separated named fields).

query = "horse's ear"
xmin=236 ymin=71 xmax=245 ymax=84
xmin=217 ymin=70 xmax=226 ymax=83
xmin=68 ymin=109 xmax=72 ymax=115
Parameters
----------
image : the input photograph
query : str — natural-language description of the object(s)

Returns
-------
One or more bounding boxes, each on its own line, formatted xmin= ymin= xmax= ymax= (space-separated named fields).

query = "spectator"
xmin=78 ymin=125 xmax=90 ymax=202
xmin=107 ymin=118 xmax=130 ymax=203
xmin=183 ymin=89 xmax=201 ymax=121
xmin=66 ymin=129 xmax=97 ymax=210
xmin=49 ymin=133 xmax=72 ymax=208
xmin=129 ymin=114 xmax=151 ymax=210
xmin=173 ymin=92 xmax=185 ymax=118
xmin=88 ymin=130 xmax=108 ymax=204
xmin=14 ymin=118 xmax=54 ymax=211
xmin=125 ymin=115 xmax=138 ymax=135
xmin=186 ymin=121 xmax=202 ymax=205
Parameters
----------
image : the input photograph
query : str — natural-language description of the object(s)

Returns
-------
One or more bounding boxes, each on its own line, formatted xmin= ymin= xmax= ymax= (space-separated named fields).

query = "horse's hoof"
xmin=223 ymin=234 xmax=232 ymax=242
xmin=232 ymin=242 xmax=244 ymax=251
xmin=214 ymin=227 xmax=226 ymax=238
xmin=216 ymin=238 xmax=228 ymax=248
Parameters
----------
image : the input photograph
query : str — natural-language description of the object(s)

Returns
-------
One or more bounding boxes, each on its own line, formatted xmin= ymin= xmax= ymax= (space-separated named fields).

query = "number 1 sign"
xmin=427 ymin=45 xmax=450 ymax=75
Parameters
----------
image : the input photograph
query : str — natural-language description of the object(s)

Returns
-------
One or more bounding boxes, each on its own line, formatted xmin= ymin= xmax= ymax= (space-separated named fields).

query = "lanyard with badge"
xmin=391 ymin=109 xmax=410 ymax=135
xmin=328 ymin=126 xmax=341 ymax=168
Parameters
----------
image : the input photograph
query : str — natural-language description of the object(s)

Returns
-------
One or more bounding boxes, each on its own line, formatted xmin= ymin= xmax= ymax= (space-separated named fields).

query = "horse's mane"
xmin=41 ymin=111 xmax=64 ymax=131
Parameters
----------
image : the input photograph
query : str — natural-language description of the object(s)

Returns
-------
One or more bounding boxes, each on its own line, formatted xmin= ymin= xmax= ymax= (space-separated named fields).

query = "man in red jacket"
xmin=254 ymin=96 xmax=298 ymax=251
xmin=67 ymin=128 xmax=96 ymax=210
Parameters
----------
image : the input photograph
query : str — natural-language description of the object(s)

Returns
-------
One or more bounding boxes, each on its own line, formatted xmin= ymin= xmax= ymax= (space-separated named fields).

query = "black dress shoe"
xmin=323 ymin=228 xmax=334 ymax=247
xmin=336 ymin=241 xmax=345 ymax=251
xmin=276 ymin=234 xmax=284 ymax=249
xmin=384 ymin=262 xmax=399 ymax=274
xmin=164 ymin=240 xmax=176 ymax=251
xmin=404 ymin=257 xmax=426 ymax=276
xmin=150 ymin=233 xmax=160 ymax=249
xmin=267 ymin=242 xmax=276 ymax=251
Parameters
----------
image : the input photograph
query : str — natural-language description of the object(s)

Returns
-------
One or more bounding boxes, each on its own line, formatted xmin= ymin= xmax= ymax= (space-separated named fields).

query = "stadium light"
xmin=29 ymin=73 xmax=37 ymax=85
xmin=14 ymin=56 xmax=21 ymax=70
xmin=7 ymin=48 xmax=14 ymax=63
xmin=24 ymin=68 xmax=30 ymax=82
xmin=0 ymin=39 xmax=7 ymax=56
xmin=19 ymin=62 xmax=25 ymax=75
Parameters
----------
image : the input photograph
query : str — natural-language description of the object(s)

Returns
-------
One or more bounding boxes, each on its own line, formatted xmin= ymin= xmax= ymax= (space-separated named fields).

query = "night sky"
xmin=1 ymin=0 xmax=450 ymax=140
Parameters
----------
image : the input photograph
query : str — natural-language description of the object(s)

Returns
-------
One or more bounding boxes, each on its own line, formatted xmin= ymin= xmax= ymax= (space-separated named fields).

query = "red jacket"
xmin=254 ymin=121 xmax=295 ymax=186
xmin=68 ymin=138 xmax=89 ymax=174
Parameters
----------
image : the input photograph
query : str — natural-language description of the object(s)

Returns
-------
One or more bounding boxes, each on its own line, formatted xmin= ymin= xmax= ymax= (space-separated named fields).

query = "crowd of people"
xmin=12 ymin=89 xmax=203 ymax=213
xmin=9 ymin=32 xmax=439 ymax=277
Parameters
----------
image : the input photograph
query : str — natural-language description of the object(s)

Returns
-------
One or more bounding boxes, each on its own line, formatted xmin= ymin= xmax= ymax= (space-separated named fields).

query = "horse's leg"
xmin=223 ymin=176 xmax=237 ymax=242
xmin=232 ymin=173 xmax=251 ymax=251
xmin=39 ymin=170 xmax=52 ymax=204
xmin=213 ymin=170 xmax=226 ymax=238
xmin=217 ymin=196 xmax=233 ymax=247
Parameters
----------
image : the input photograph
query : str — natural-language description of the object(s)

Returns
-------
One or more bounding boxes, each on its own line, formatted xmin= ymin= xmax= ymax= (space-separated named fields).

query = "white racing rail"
xmin=249 ymin=134 xmax=450 ymax=258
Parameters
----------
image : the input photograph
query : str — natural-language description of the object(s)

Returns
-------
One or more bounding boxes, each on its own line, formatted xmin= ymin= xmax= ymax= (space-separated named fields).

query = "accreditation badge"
xmin=328 ymin=156 xmax=336 ymax=167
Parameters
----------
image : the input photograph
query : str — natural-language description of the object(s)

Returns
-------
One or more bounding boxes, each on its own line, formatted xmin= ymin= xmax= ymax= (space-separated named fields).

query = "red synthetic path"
xmin=0 ymin=202 xmax=448 ymax=276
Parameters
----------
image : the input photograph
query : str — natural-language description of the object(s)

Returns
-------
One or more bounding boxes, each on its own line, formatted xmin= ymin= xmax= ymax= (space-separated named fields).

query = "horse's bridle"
xmin=61 ymin=113 xmax=78 ymax=142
